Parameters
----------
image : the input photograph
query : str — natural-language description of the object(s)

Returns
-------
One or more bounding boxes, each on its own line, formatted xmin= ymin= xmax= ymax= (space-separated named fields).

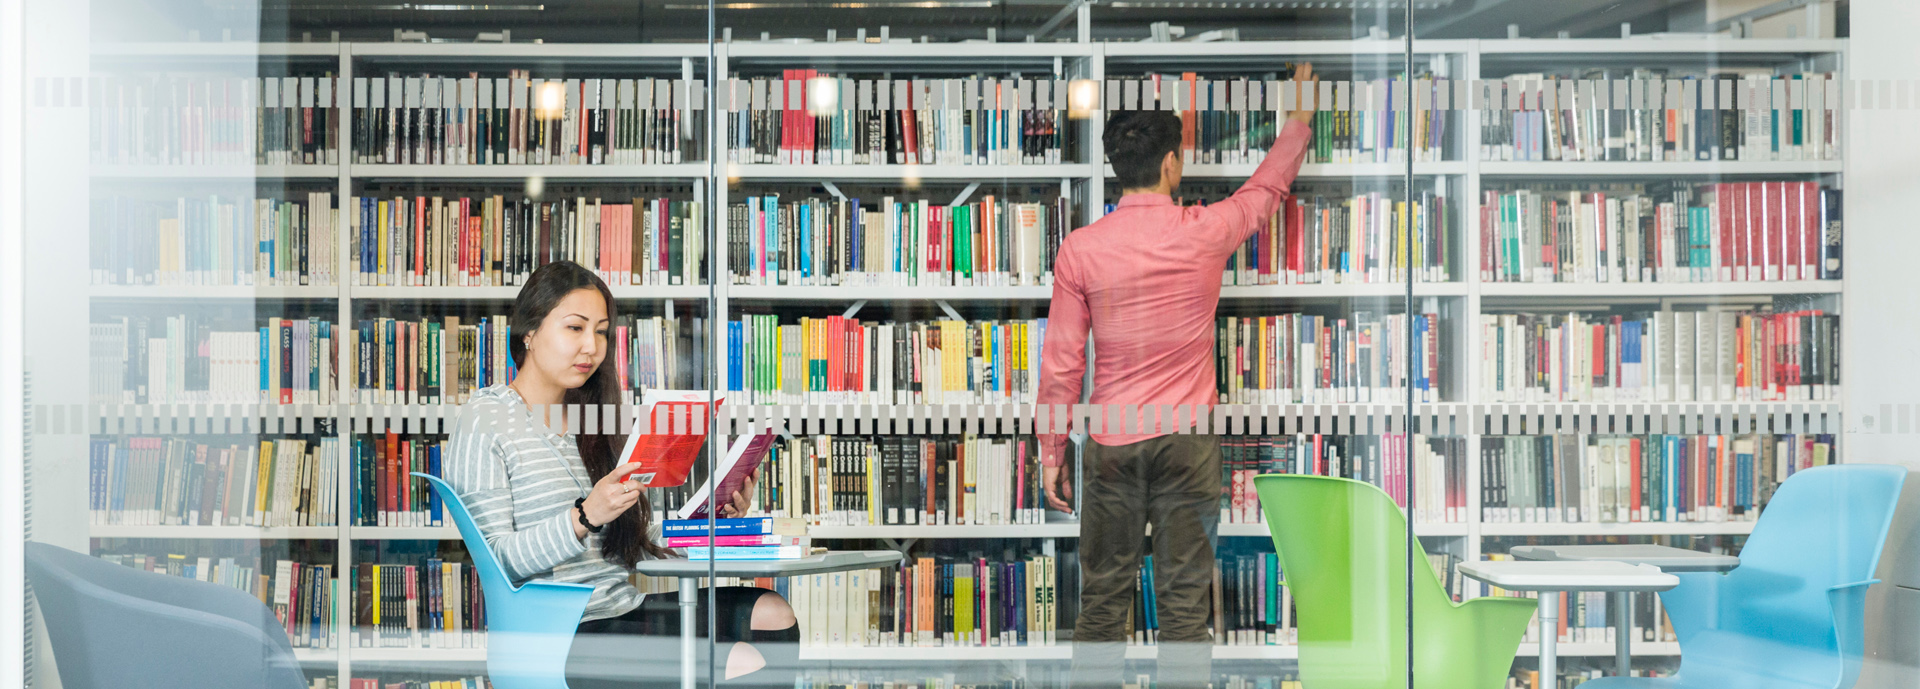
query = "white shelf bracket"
xmin=842 ymin=300 xmax=867 ymax=319
xmin=949 ymin=182 xmax=981 ymax=206
xmin=933 ymin=299 xmax=965 ymax=322
xmin=821 ymin=181 xmax=847 ymax=200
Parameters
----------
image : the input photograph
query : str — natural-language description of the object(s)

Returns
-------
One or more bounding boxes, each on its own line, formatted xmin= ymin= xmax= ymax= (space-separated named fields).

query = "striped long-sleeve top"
xmin=444 ymin=383 xmax=667 ymax=622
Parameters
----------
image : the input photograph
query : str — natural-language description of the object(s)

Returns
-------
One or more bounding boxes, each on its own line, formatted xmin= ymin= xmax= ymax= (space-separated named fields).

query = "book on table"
xmin=673 ymin=430 xmax=779 ymax=521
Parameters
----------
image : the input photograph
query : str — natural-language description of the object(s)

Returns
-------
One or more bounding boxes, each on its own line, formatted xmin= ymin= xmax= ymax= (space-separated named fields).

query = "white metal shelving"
xmin=90 ymin=285 xmax=342 ymax=300
xmin=89 ymin=524 xmax=340 ymax=540
xmin=352 ymin=164 xmax=710 ymax=180
xmin=90 ymin=164 xmax=340 ymax=179
xmin=84 ymin=36 xmax=1848 ymax=682
xmin=728 ymin=164 xmax=1091 ymax=181
xmin=1478 ymin=160 xmax=1842 ymax=176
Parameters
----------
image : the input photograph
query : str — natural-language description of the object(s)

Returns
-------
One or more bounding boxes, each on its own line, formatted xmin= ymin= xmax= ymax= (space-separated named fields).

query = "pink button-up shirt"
xmin=1038 ymin=119 xmax=1312 ymax=466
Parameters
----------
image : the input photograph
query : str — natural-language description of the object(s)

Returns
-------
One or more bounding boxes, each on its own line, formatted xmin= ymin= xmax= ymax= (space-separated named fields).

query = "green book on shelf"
xmin=953 ymin=204 xmax=972 ymax=280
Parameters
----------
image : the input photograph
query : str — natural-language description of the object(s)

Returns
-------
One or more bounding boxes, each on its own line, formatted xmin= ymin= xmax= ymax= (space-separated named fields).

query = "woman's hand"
xmin=719 ymin=471 xmax=758 ymax=518
xmin=576 ymin=461 xmax=645 ymax=539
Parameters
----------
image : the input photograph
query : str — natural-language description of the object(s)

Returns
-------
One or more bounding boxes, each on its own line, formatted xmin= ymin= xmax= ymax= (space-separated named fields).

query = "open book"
xmin=674 ymin=431 xmax=779 ymax=521
xmin=615 ymin=390 xmax=723 ymax=488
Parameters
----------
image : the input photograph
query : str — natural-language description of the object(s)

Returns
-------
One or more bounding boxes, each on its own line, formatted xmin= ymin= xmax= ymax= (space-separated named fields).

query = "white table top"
xmin=1510 ymin=544 xmax=1740 ymax=573
xmin=1457 ymin=560 xmax=1681 ymax=592
xmin=633 ymin=550 xmax=903 ymax=578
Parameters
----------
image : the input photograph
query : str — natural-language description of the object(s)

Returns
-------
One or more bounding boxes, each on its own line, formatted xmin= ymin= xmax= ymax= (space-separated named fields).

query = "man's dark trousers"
xmin=1070 ymin=432 xmax=1221 ymax=689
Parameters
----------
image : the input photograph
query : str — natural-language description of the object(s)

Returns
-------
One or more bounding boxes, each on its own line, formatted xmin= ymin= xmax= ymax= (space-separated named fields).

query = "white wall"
xmin=1847 ymin=2 xmax=1920 ymax=686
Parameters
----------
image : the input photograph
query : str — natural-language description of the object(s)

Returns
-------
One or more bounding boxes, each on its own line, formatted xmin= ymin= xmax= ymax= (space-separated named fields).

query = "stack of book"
xmin=1479 ymin=71 xmax=1838 ymax=163
xmin=90 ymin=75 xmax=340 ymax=166
xmin=1220 ymin=434 xmax=1467 ymax=525
xmin=728 ymin=193 xmax=1069 ymax=287
xmin=1104 ymin=72 xmax=1450 ymax=164
xmin=664 ymin=516 xmax=812 ymax=560
xmin=351 ymin=557 xmax=485 ymax=649
xmin=350 ymin=72 xmax=703 ymax=165
xmin=1480 ymin=432 xmax=1834 ymax=525
xmin=351 ymin=431 xmax=445 ymax=528
xmin=91 ymin=192 xmax=338 ymax=287
xmin=346 ymin=312 xmax=700 ymax=405
xmin=724 ymin=72 xmax=1071 ymax=166
xmin=727 ymin=315 xmax=1046 ymax=406
xmin=1480 ymin=182 xmax=1840 ymax=284
xmin=1216 ymin=311 xmax=1443 ymax=405
xmin=752 ymin=433 xmax=1044 ymax=527
xmin=1211 ymin=190 xmax=1454 ymax=286
xmin=1478 ymin=307 xmax=1840 ymax=403
xmin=349 ymin=191 xmax=706 ymax=288
xmin=89 ymin=435 xmax=339 ymax=527
xmin=777 ymin=552 xmax=1059 ymax=648
xmin=90 ymin=314 xmax=339 ymax=406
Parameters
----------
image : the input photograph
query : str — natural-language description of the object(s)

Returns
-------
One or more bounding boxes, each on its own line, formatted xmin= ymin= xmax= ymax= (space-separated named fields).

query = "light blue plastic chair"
xmin=1579 ymin=463 xmax=1908 ymax=689
xmin=417 ymin=472 xmax=593 ymax=689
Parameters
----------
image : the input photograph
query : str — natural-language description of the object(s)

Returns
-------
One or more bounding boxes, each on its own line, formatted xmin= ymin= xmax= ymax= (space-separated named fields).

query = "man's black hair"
xmin=1104 ymin=110 xmax=1182 ymax=191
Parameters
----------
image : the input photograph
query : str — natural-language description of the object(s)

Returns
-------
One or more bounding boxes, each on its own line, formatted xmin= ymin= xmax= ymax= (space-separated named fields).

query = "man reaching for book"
xmin=1038 ymin=63 xmax=1317 ymax=689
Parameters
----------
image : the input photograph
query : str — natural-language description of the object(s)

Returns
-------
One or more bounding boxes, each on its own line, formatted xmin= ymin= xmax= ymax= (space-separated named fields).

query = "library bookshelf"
xmin=81 ymin=35 xmax=1846 ymax=685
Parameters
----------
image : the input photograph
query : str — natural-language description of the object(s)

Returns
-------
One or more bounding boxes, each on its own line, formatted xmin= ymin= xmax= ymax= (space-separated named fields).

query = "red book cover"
xmin=578 ymin=80 xmax=589 ymax=160
xmin=1593 ymin=323 xmax=1606 ymax=388
xmin=1728 ymin=185 xmax=1743 ymax=282
xmin=616 ymin=391 xmax=726 ymax=487
xmin=414 ymin=196 xmax=426 ymax=285
xmin=1783 ymin=181 xmax=1802 ymax=280
xmin=1291 ymin=198 xmax=1306 ymax=281
xmin=1765 ymin=181 xmax=1784 ymax=280
xmin=1801 ymin=182 xmax=1820 ymax=280
xmin=1629 ymin=437 xmax=1643 ymax=520
xmin=384 ymin=430 xmax=399 ymax=518
xmin=1744 ymin=181 xmax=1763 ymax=281
xmin=1544 ymin=198 xmax=1559 ymax=276
xmin=827 ymin=315 xmax=842 ymax=395
xmin=400 ymin=439 xmax=412 ymax=517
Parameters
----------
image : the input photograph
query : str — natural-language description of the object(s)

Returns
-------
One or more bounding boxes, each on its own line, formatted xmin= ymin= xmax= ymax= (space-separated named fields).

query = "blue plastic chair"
xmin=24 ymin=541 xmax=307 ymax=689
xmin=417 ymin=472 xmax=594 ymax=689
xmin=1579 ymin=463 xmax=1908 ymax=689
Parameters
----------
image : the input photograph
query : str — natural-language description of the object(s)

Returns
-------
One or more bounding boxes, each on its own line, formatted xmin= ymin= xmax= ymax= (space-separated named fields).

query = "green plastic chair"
xmin=1255 ymin=474 xmax=1536 ymax=689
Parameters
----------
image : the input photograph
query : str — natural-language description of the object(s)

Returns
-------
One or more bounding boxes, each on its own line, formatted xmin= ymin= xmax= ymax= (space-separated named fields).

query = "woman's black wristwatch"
xmin=575 ymin=497 xmax=603 ymax=534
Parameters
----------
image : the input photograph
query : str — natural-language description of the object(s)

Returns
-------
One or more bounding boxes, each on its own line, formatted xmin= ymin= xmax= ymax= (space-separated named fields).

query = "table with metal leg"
xmin=1511 ymin=544 xmax=1740 ymax=677
xmin=636 ymin=550 xmax=903 ymax=689
xmin=1458 ymin=560 xmax=1679 ymax=687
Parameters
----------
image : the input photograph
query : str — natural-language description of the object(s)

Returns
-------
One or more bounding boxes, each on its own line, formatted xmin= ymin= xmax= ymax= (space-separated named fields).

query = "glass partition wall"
xmin=18 ymin=2 xmax=1907 ymax=689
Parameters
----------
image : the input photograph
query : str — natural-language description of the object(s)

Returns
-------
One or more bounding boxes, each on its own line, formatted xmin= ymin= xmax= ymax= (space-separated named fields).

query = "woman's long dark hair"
xmin=511 ymin=260 xmax=669 ymax=566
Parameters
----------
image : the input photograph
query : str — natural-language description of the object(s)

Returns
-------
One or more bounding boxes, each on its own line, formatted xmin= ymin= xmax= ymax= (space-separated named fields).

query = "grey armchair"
xmin=24 ymin=541 xmax=307 ymax=689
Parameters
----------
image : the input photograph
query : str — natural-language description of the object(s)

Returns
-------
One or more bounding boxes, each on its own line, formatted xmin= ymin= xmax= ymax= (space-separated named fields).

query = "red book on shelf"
xmin=1800 ymin=181 xmax=1820 ymax=280
xmin=1764 ymin=180 xmax=1784 ymax=281
xmin=1743 ymin=181 xmax=1762 ymax=281
xmin=1714 ymin=183 xmax=1735 ymax=281
xmin=399 ymin=438 xmax=412 ymax=518
xmin=1781 ymin=183 xmax=1797 ymax=284
xmin=413 ymin=195 xmax=426 ymax=286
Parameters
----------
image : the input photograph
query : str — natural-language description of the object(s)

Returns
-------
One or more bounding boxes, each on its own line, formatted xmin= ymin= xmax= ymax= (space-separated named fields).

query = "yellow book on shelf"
xmin=254 ymin=440 xmax=274 ymax=525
